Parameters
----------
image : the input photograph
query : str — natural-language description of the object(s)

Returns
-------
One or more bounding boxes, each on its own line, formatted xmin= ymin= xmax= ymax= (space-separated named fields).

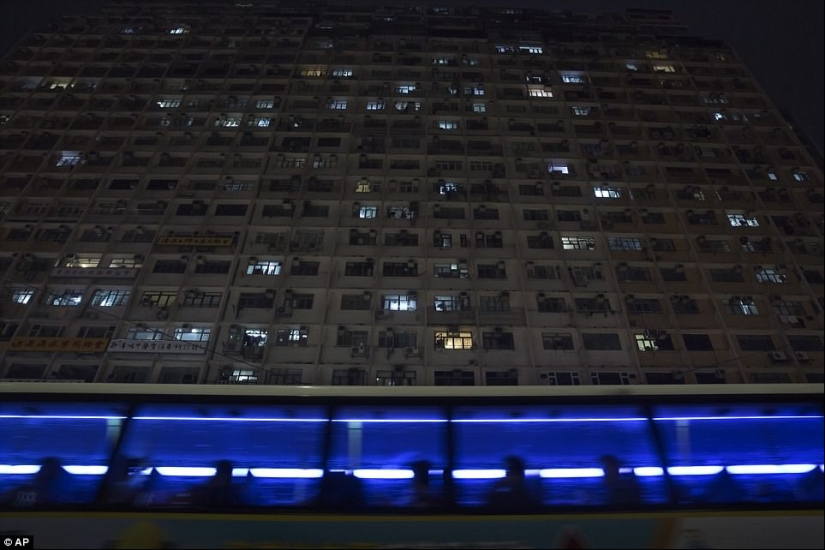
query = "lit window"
xmin=355 ymin=179 xmax=372 ymax=193
xmin=383 ymin=294 xmax=417 ymax=311
xmin=464 ymin=85 xmax=485 ymax=96
xmin=255 ymin=99 xmax=275 ymax=109
xmin=12 ymin=289 xmax=34 ymax=304
xmin=472 ymin=103 xmax=486 ymax=113
xmin=91 ymin=289 xmax=130 ymax=307
xmin=125 ymin=327 xmax=163 ymax=340
xmin=249 ymin=117 xmax=270 ymax=127
xmin=359 ymin=206 xmax=378 ymax=219
xmin=702 ymin=94 xmax=728 ymax=104
xmin=332 ymin=68 xmax=353 ymax=78
xmin=561 ymin=236 xmax=596 ymax=250
xmin=56 ymin=151 xmax=84 ymax=167
xmin=755 ymin=268 xmax=786 ymax=284
xmin=438 ymin=120 xmax=458 ymax=130
xmin=607 ymin=237 xmax=643 ymax=251
xmin=635 ymin=333 xmax=658 ymax=351
xmin=396 ymin=84 xmax=417 ymax=94
xmin=463 ymin=57 xmax=480 ymax=66
xmin=548 ymin=163 xmax=570 ymax=175
xmin=156 ymin=99 xmax=181 ymax=108
xmin=432 ymin=57 xmax=452 ymax=65
xmin=653 ymin=64 xmax=676 ymax=73
xmin=645 ymin=51 xmax=667 ymax=59
xmin=626 ymin=63 xmax=638 ymax=71
xmin=168 ymin=27 xmax=189 ymax=35
xmin=793 ymin=170 xmax=809 ymax=182
xmin=725 ymin=298 xmax=759 ymax=316
xmin=434 ymin=331 xmax=474 ymax=350
xmin=395 ymin=101 xmax=421 ymax=111
xmin=562 ymin=74 xmax=586 ymax=83
xmin=713 ymin=112 xmax=726 ymax=121
xmin=439 ymin=182 xmax=458 ymax=195
xmin=528 ymin=87 xmax=553 ymax=98
xmin=594 ymin=186 xmax=622 ymax=199
xmin=495 ymin=45 xmax=515 ymax=54
xmin=366 ymin=100 xmax=385 ymax=110
xmin=519 ymin=45 xmax=543 ymax=54
xmin=49 ymin=290 xmax=84 ymax=307
xmin=109 ymin=257 xmax=142 ymax=268
xmin=767 ymin=170 xmax=778 ymax=181
xmin=173 ymin=327 xmax=211 ymax=342
xmin=246 ymin=260 xmax=281 ymax=275
xmin=572 ymin=106 xmax=591 ymax=116
xmin=727 ymin=213 xmax=759 ymax=227
xmin=300 ymin=67 xmax=327 ymax=77
xmin=216 ymin=117 xmax=241 ymax=127
xmin=327 ymin=99 xmax=348 ymax=110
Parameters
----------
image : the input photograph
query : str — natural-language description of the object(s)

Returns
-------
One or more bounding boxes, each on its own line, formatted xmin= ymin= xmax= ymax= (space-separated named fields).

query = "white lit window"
xmin=653 ymin=64 xmax=676 ymax=73
xmin=359 ymin=206 xmax=378 ymax=219
xmin=495 ymin=45 xmax=515 ymax=54
xmin=432 ymin=57 xmax=453 ymax=65
xmin=168 ymin=27 xmax=189 ymax=35
xmin=572 ymin=106 xmax=591 ymax=116
xmin=594 ymin=186 xmax=622 ymax=199
xmin=439 ymin=182 xmax=458 ymax=195
xmin=727 ymin=213 xmax=759 ymax=227
xmin=793 ymin=170 xmax=809 ymax=182
xmin=156 ymin=99 xmax=181 ymax=108
xmin=173 ymin=327 xmax=211 ymax=341
xmin=396 ymin=84 xmax=417 ymax=94
xmin=125 ymin=327 xmax=163 ymax=340
xmin=255 ymin=99 xmax=275 ymax=109
xmin=725 ymin=298 xmax=759 ymax=316
xmin=547 ymin=163 xmax=569 ymax=175
xmin=246 ymin=260 xmax=282 ymax=275
xmin=395 ymin=101 xmax=421 ymax=111
xmin=472 ymin=103 xmax=486 ymax=113
xmin=438 ymin=120 xmax=458 ymax=130
xmin=755 ymin=268 xmax=786 ymax=284
xmin=463 ymin=57 xmax=480 ymax=66
xmin=528 ymin=87 xmax=553 ymax=98
xmin=332 ymin=68 xmax=353 ymax=78
xmin=626 ymin=63 xmax=638 ymax=71
xmin=366 ymin=100 xmax=385 ymax=110
xmin=56 ymin=151 xmax=84 ymax=167
xmin=109 ymin=257 xmax=142 ymax=268
xmin=216 ymin=117 xmax=241 ymax=127
xmin=91 ymin=289 xmax=130 ymax=307
xmin=561 ymin=74 xmax=586 ymax=83
xmin=464 ymin=85 xmax=485 ymax=96
xmin=49 ymin=290 xmax=84 ymax=307
xmin=383 ymin=294 xmax=417 ymax=311
xmin=12 ymin=289 xmax=34 ymax=304
xmin=520 ymin=45 xmax=543 ymax=54
xmin=327 ymin=99 xmax=348 ymax=110
xmin=249 ymin=117 xmax=270 ymax=127
xmin=713 ymin=112 xmax=726 ymax=121
xmin=767 ymin=170 xmax=778 ymax=181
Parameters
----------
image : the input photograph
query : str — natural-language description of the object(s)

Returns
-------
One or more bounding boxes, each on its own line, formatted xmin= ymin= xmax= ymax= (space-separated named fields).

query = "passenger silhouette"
xmin=192 ymin=460 xmax=245 ymax=508
xmin=600 ymin=454 xmax=641 ymax=506
xmin=486 ymin=456 xmax=540 ymax=511
xmin=3 ymin=457 xmax=65 ymax=507
xmin=409 ymin=460 xmax=440 ymax=507
xmin=319 ymin=471 xmax=366 ymax=509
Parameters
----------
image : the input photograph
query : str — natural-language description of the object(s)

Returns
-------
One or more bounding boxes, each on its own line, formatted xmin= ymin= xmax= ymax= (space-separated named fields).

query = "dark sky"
xmin=2 ymin=0 xmax=822 ymax=154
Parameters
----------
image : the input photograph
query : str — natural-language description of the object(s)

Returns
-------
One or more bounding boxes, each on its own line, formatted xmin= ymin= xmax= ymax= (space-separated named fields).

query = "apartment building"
xmin=0 ymin=2 xmax=822 ymax=386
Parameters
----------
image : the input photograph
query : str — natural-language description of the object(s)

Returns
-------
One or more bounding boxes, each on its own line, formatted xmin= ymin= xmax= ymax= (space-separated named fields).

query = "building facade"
xmin=0 ymin=2 xmax=822 ymax=386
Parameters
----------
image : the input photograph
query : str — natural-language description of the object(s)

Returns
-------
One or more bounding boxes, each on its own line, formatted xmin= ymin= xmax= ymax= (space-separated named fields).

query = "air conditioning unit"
xmin=795 ymin=351 xmax=810 ymax=362
xmin=769 ymin=351 xmax=788 ymax=362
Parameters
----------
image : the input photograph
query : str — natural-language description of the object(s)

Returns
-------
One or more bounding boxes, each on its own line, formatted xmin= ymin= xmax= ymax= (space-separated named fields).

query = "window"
xmin=291 ymin=293 xmax=314 ymax=309
xmin=336 ymin=329 xmax=368 ymax=348
xmin=326 ymin=99 xmax=348 ymax=110
xmin=725 ymin=297 xmax=759 ymax=315
xmin=438 ymin=120 xmax=458 ymax=130
xmin=383 ymin=261 xmax=418 ymax=277
xmin=709 ymin=268 xmax=745 ymax=283
xmin=246 ymin=260 xmax=281 ymax=275
xmin=478 ymin=262 xmax=506 ymax=279
xmin=48 ymin=290 xmax=84 ymax=307
xmin=140 ymin=291 xmax=177 ymax=307
xmin=653 ymin=64 xmax=676 ymax=73
xmin=581 ymin=333 xmax=621 ymax=350
xmin=396 ymin=84 xmax=417 ymax=94
xmin=537 ymin=296 xmax=566 ymax=313
xmin=471 ymin=103 xmax=486 ymax=113
xmin=526 ymin=233 xmax=554 ymax=249
xmin=482 ymin=331 xmax=515 ymax=350
xmin=173 ymin=327 xmax=211 ymax=342
xmin=90 ymin=289 xmax=130 ymax=307
xmin=635 ymin=331 xmax=675 ymax=351
xmin=56 ymin=151 xmax=83 ymax=167
xmin=528 ymin=87 xmax=553 ymax=98
xmin=291 ymin=261 xmax=319 ymax=276
xmin=608 ymin=237 xmax=643 ymax=251
xmin=671 ymin=295 xmax=700 ymax=314
xmin=153 ymin=259 xmax=187 ymax=274
xmin=215 ymin=117 xmax=242 ymax=127
xmin=755 ymin=267 xmax=786 ymax=283
xmin=12 ymin=289 xmax=34 ymax=304
xmin=522 ymin=209 xmax=549 ymax=221
xmin=383 ymin=294 xmax=417 ymax=311
xmin=617 ymin=265 xmax=651 ymax=281
xmin=727 ymin=213 xmax=759 ymax=227
xmin=562 ymin=74 xmax=586 ymax=83
xmin=627 ymin=298 xmax=662 ymax=314
xmin=594 ymin=186 xmax=622 ymax=198
xmin=434 ymin=331 xmax=473 ymax=350
xmin=787 ymin=335 xmax=824 ymax=352
xmin=366 ymin=100 xmax=385 ymax=110
xmin=194 ymin=260 xmax=231 ymax=274
xmin=156 ymin=99 xmax=181 ymax=108
xmin=340 ymin=293 xmax=371 ymax=311
xmin=541 ymin=332 xmax=575 ymax=351
xmin=736 ymin=335 xmax=775 ymax=351
xmin=344 ymin=261 xmax=375 ymax=277
xmin=332 ymin=68 xmax=353 ymax=78
xmin=562 ymin=236 xmax=596 ymax=250
xmin=683 ymin=334 xmax=714 ymax=351
xmin=572 ymin=106 xmax=591 ymax=116
xmin=182 ymin=291 xmax=222 ymax=308
xmin=275 ymin=327 xmax=308 ymax=346
xmin=255 ymin=99 xmax=275 ymax=109
xmin=358 ymin=205 xmax=378 ymax=219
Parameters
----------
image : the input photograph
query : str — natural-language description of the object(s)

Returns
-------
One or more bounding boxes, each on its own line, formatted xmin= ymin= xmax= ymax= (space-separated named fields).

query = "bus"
xmin=1 ymin=383 xmax=822 ymax=549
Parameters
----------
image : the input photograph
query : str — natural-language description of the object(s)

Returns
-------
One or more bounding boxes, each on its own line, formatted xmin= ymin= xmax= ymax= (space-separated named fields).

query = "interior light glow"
xmin=156 ymin=467 xmax=217 ymax=477
xmin=132 ymin=417 xmax=327 ymax=422
xmin=332 ymin=419 xmax=448 ymax=423
xmin=727 ymin=464 xmax=819 ymax=475
xmin=353 ymin=469 xmax=414 ymax=479
xmin=633 ymin=467 xmax=664 ymax=477
xmin=451 ymin=418 xmax=647 ymax=423
xmin=653 ymin=415 xmax=823 ymax=422
xmin=667 ymin=466 xmax=725 ymax=476
xmin=0 ymin=465 xmax=41 ymax=475
xmin=452 ymin=469 xmax=506 ymax=479
xmin=249 ymin=468 xmax=324 ymax=478
xmin=63 ymin=465 xmax=109 ymax=475
xmin=0 ymin=415 xmax=126 ymax=420
xmin=539 ymin=468 xmax=604 ymax=478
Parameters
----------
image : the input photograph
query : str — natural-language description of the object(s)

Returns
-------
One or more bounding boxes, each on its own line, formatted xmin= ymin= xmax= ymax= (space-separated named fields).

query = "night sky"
xmin=1 ymin=0 xmax=822 ymax=155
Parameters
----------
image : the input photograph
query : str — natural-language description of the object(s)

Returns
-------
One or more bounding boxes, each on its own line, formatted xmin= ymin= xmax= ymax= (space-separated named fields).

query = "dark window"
xmin=683 ymin=334 xmax=714 ymax=351
xmin=787 ymin=335 xmax=824 ymax=352
xmin=581 ymin=333 xmax=622 ymax=350
xmin=736 ymin=335 xmax=775 ymax=351
xmin=153 ymin=259 xmax=186 ymax=273
xmin=214 ymin=204 xmax=249 ymax=216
